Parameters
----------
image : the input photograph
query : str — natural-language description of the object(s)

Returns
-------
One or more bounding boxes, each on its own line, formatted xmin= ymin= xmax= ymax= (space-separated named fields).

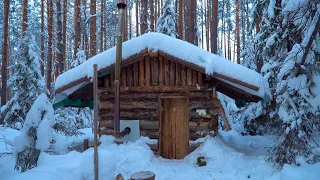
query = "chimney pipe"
xmin=114 ymin=0 xmax=126 ymax=137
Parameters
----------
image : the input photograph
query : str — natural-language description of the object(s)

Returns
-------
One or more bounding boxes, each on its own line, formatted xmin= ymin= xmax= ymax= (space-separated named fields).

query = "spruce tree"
xmin=0 ymin=28 xmax=47 ymax=129
xmin=156 ymin=0 xmax=178 ymax=37
xmin=255 ymin=0 xmax=320 ymax=166
xmin=14 ymin=93 xmax=54 ymax=172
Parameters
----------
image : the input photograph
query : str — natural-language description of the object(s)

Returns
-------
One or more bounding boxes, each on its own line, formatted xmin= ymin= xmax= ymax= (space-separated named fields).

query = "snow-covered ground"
xmin=1 ymin=127 xmax=319 ymax=180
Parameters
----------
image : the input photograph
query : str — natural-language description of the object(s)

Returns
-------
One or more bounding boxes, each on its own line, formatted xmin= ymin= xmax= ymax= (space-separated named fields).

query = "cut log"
xmin=99 ymin=91 xmax=211 ymax=101
xmin=139 ymin=59 xmax=145 ymax=86
xmin=99 ymin=101 xmax=158 ymax=110
xmin=187 ymin=68 xmax=192 ymax=86
xmin=130 ymin=171 xmax=155 ymax=180
xmin=145 ymin=56 xmax=151 ymax=86
xmin=98 ymin=86 xmax=207 ymax=94
xmin=121 ymin=67 xmax=127 ymax=86
xmin=159 ymin=56 xmax=164 ymax=86
xmin=192 ymin=70 xmax=197 ymax=85
xmin=99 ymin=119 xmax=212 ymax=131
xmin=176 ymin=64 xmax=181 ymax=86
xmin=127 ymin=65 xmax=133 ymax=86
xmin=151 ymin=57 xmax=159 ymax=85
xmin=164 ymin=57 xmax=169 ymax=86
xmin=133 ymin=62 xmax=139 ymax=86
xmin=198 ymin=72 xmax=203 ymax=85
xmin=181 ymin=66 xmax=187 ymax=86
xmin=169 ymin=61 xmax=175 ymax=86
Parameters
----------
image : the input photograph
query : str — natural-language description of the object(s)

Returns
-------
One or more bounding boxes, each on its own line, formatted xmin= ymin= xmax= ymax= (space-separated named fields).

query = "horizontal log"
xmin=140 ymin=130 xmax=158 ymax=139
xmin=99 ymin=109 xmax=212 ymax=121
xmin=99 ymin=101 xmax=158 ymax=110
xmin=140 ymin=131 xmax=210 ymax=141
xmin=100 ymin=110 xmax=158 ymax=120
xmin=212 ymin=72 xmax=259 ymax=91
xmin=100 ymin=120 xmax=158 ymax=130
xmin=99 ymin=120 xmax=213 ymax=131
xmin=99 ymin=127 xmax=211 ymax=141
xmin=99 ymin=92 xmax=211 ymax=101
xmin=98 ymin=86 xmax=208 ymax=94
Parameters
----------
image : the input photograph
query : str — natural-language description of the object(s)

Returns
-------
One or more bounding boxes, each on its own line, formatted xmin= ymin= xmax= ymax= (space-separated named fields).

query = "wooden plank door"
xmin=159 ymin=96 xmax=189 ymax=159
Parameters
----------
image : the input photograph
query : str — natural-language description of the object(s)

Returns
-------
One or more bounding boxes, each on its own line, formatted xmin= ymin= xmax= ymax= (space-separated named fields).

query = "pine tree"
xmin=0 ymin=28 xmax=47 ymax=129
xmin=14 ymin=93 xmax=54 ymax=172
xmin=156 ymin=0 xmax=178 ymax=37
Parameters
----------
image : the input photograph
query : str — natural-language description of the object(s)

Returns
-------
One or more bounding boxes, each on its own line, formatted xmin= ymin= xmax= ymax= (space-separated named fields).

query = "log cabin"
xmin=54 ymin=33 xmax=270 ymax=159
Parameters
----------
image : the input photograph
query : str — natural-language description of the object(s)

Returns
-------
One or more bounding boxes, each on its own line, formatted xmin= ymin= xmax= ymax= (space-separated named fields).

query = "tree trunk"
xmin=236 ymin=0 xmax=240 ymax=64
xmin=47 ymin=0 xmax=53 ymax=90
xmin=124 ymin=5 xmax=128 ymax=41
xmin=22 ymin=0 xmax=28 ymax=35
xmin=220 ymin=0 xmax=224 ymax=54
xmin=62 ymin=0 xmax=67 ymax=71
xmin=255 ymin=14 xmax=262 ymax=34
xmin=1 ymin=0 xmax=9 ymax=108
xmin=90 ymin=0 xmax=97 ymax=57
xmin=74 ymin=0 xmax=81 ymax=58
xmin=211 ymin=0 xmax=218 ymax=54
xmin=135 ymin=0 xmax=139 ymax=36
xmin=129 ymin=2 xmax=132 ymax=39
xmin=100 ymin=0 xmax=104 ymax=51
xmin=41 ymin=0 xmax=45 ymax=76
xmin=178 ymin=0 xmax=183 ymax=39
xmin=206 ymin=0 xmax=210 ymax=51
xmin=140 ymin=0 xmax=148 ymax=34
xmin=150 ymin=0 xmax=155 ymax=32
xmin=201 ymin=0 xmax=204 ymax=48
xmin=83 ymin=0 xmax=89 ymax=59
xmin=103 ymin=0 xmax=107 ymax=49
xmin=241 ymin=2 xmax=245 ymax=50
xmin=56 ymin=0 xmax=63 ymax=78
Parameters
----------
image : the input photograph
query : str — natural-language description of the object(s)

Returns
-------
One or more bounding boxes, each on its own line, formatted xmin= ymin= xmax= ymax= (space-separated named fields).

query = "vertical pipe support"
xmin=114 ymin=0 xmax=127 ymax=137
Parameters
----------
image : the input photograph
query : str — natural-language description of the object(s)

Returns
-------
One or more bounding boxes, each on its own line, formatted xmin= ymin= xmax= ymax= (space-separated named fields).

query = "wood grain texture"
xmin=145 ymin=56 xmax=151 ymax=86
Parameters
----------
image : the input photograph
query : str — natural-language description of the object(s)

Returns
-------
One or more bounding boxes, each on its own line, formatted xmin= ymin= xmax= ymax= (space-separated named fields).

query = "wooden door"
xmin=159 ymin=96 xmax=189 ymax=159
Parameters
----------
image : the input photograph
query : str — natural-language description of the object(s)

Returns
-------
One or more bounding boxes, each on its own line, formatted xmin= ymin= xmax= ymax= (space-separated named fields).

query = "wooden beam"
xmin=158 ymin=50 xmax=205 ymax=73
xmin=187 ymin=68 xmax=192 ymax=86
xmin=145 ymin=56 xmax=151 ymax=86
xmin=169 ymin=62 xmax=175 ymax=86
xmin=139 ymin=59 xmax=145 ymax=86
xmin=164 ymin=57 xmax=169 ymax=86
xmin=217 ymin=99 xmax=231 ymax=131
xmin=98 ymin=86 xmax=207 ymax=93
xmin=151 ymin=57 xmax=159 ymax=85
xmin=133 ymin=62 xmax=139 ymax=86
xmin=159 ymin=56 xmax=164 ymax=86
xmin=99 ymin=101 xmax=158 ymax=110
xmin=212 ymin=72 xmax=259 ymax=91
xmin=100 ymin=120 xmax=213 ymax=131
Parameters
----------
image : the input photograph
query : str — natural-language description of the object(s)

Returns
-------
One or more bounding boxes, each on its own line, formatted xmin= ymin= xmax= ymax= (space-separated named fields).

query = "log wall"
xmin=98 ymin=54 xmax=215 ymax=140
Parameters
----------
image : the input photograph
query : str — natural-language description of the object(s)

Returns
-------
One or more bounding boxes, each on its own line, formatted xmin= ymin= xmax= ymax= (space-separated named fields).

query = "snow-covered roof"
xmin=54 ymin=33 xmax=271 ymax=103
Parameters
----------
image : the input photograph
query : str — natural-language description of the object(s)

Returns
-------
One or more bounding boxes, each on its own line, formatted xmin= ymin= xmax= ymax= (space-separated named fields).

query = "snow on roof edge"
xmin=55 ymin=32 xmax=270 ymax=98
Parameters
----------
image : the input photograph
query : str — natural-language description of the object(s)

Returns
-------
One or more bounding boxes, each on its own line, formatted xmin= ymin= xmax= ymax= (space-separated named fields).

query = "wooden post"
xmin=83 ymin=138 xmax=89 ymax=151
xmin=218 ymin=99 xmax=231 ymax=131
xmin=212 ymin=87 xmax=219 ymax=136
xmin=93 ymin=64 xmax=99 ymax=180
